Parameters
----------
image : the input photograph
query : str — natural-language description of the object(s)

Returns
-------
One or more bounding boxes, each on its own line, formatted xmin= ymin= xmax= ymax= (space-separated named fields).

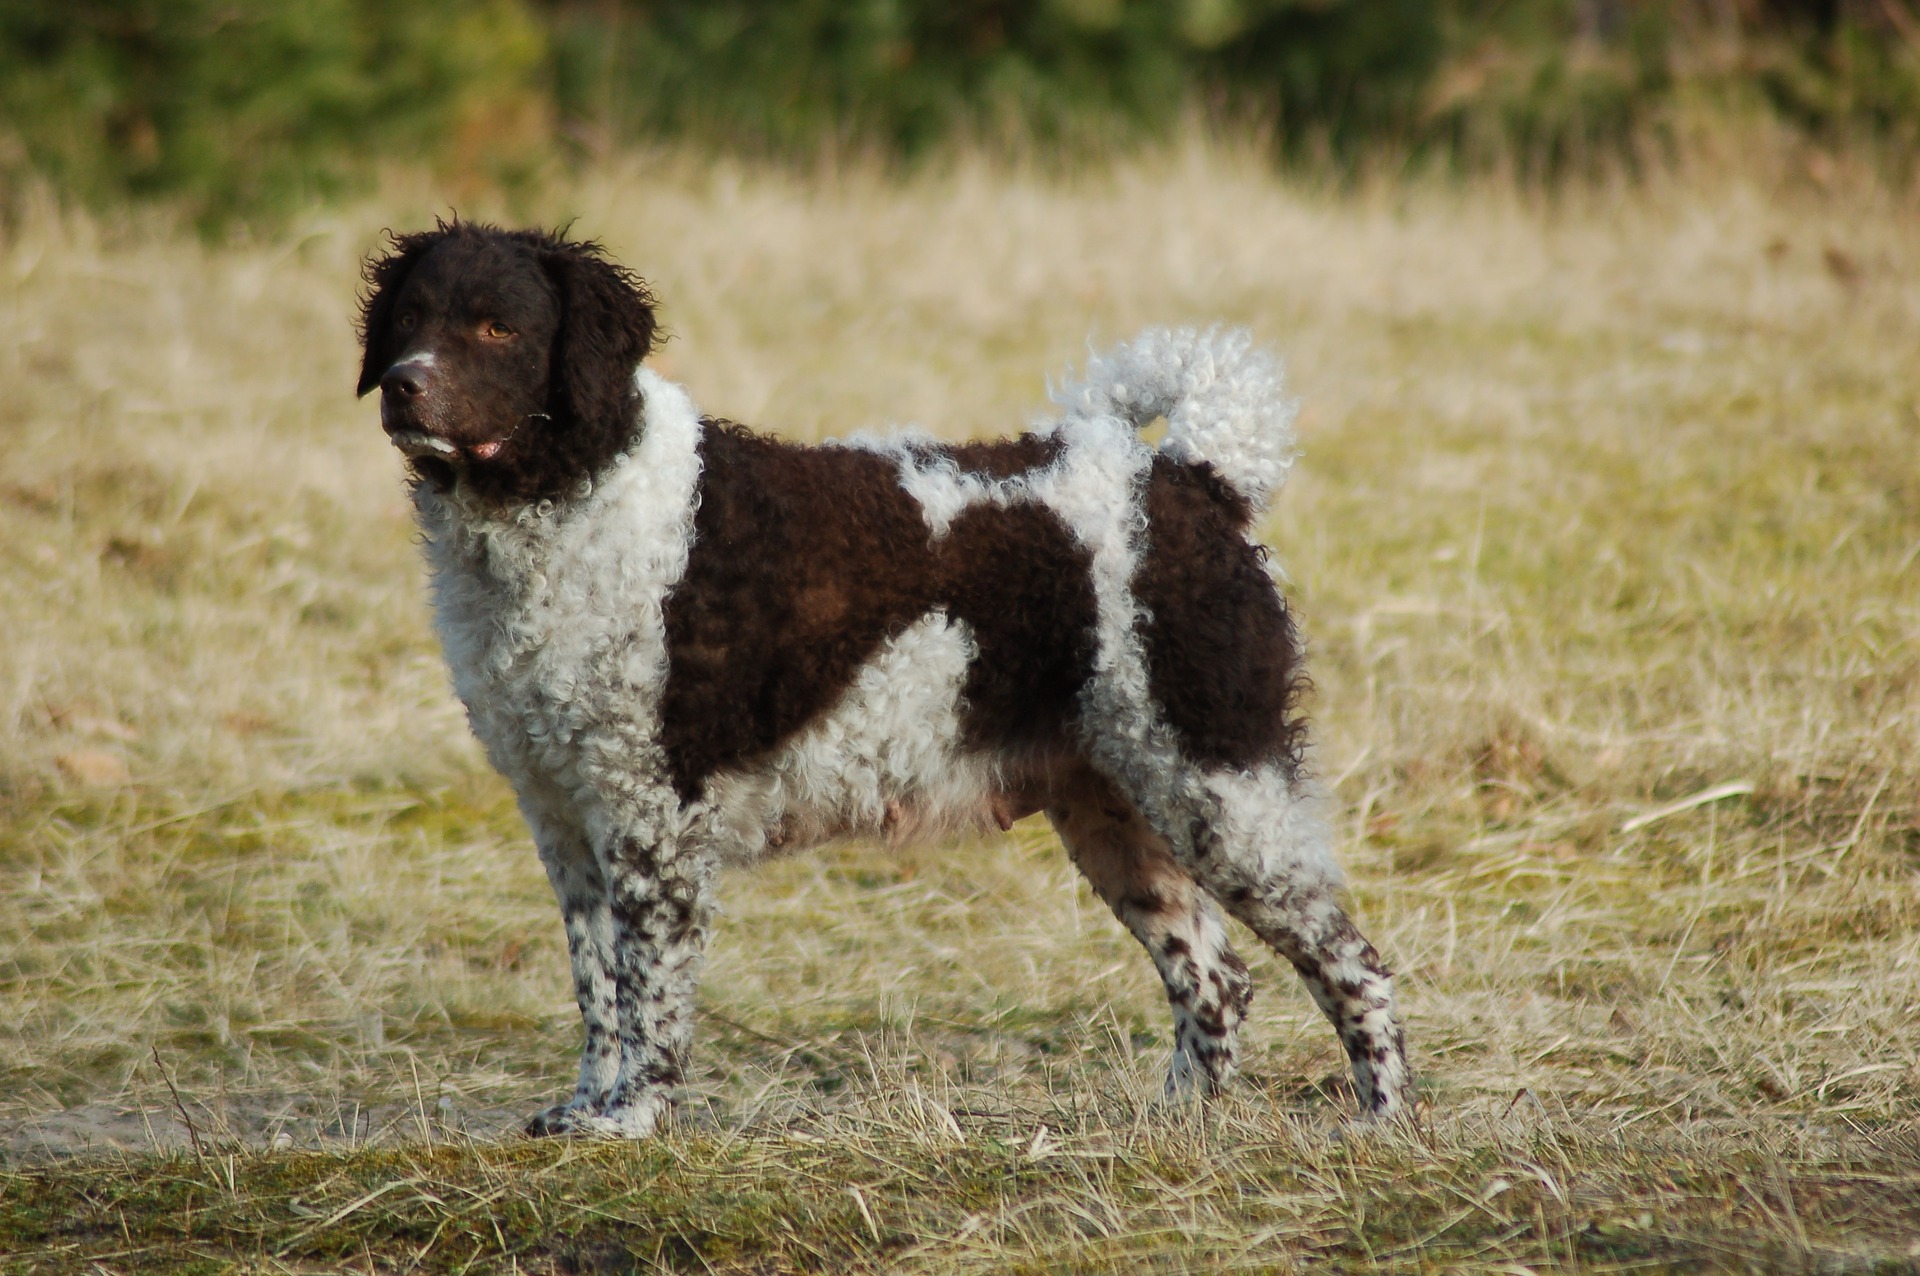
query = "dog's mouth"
xmin=389 ymin=429 xmax=462 ymax=460
xmin=387 ymin=430 xmax=514 ymax=462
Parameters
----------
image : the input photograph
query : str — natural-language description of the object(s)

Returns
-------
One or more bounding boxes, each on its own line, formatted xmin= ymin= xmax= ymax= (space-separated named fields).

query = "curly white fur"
xmin=1050 ymin=327 xmax=1299 ymax=514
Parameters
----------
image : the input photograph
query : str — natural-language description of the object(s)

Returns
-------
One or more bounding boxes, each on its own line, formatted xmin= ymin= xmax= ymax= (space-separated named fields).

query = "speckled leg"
xmin=526 ymin=827 xmax=621 ymax=1136
xmin=1093 ymin=762 xmax=1412 ymax=1119
xmin=552 ymin=831 xmax=715 ymax=1139
xmin=1224 ymin=882 xmax=1410 ymax=1117
xmin=1181 ymin=774 xmax=1411 ymax=1119
xmin=1048 ymin=772 xmax=1254 ymax=1097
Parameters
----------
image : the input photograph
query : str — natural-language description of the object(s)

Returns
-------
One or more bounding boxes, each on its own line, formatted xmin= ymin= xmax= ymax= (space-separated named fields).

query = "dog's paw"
xmin=1339 ymin=1082 xmax=1422 ymax=1137
xmin=574 ymin=1098 xmax=666 ymax=1140
xmin=1160 ymin=1042 xmax=1236 ymax=1103
xmin=524 ymin=1097 xmax=665 ymax=1140
xmin=524 ymin=1102 xmax=591 ymax=1138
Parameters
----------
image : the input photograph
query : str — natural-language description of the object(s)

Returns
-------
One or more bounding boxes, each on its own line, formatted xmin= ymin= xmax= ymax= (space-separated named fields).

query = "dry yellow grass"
xmin=0 ymin=141 xmax=1917 ymax=1270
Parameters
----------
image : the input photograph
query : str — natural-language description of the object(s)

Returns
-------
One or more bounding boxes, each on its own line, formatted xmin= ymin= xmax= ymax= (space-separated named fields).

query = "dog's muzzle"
xmin=380 ymin=358 xmax=462 ymax=459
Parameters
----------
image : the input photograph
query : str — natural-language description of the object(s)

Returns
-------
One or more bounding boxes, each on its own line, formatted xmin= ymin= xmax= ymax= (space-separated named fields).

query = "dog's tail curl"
xmin=1051 ymin=327 xmax=1298 ymax=514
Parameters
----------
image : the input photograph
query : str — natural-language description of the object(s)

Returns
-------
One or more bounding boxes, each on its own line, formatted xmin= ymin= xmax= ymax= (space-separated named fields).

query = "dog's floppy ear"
xmin=356 ymin=226 xmax=449 ymax=396
xmin=541 ymin=239 xmax=658 ymax=429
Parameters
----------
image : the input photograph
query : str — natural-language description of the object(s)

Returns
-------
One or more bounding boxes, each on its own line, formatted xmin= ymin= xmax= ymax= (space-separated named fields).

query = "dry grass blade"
xmin=1619 ymin=780 xmax=1756 ymax=833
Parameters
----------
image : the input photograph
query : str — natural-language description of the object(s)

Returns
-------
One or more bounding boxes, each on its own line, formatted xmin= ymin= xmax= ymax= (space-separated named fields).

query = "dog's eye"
xmin=483 ymin=321 xmax=514 ymax=339
xmin=396 ymin=312 xmax=416 ymax=331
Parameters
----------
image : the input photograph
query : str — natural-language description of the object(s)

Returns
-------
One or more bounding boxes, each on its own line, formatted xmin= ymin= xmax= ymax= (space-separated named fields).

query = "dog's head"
xmin=356 ymin=220 xmax=658 ymax=501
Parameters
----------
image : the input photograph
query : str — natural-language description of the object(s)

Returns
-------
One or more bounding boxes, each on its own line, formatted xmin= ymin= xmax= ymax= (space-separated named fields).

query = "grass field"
xmin=1 ymin=141 xmax=1917 ymax=1271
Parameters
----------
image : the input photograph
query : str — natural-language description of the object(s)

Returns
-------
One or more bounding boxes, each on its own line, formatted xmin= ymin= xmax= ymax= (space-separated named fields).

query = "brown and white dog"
xmin=357 ymin=220 xmax=1411 ymax=1137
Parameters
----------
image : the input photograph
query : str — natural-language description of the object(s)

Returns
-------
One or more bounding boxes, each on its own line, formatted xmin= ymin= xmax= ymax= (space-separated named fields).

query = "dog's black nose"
xmin=381 ymin=362 xmax=429 ymax=399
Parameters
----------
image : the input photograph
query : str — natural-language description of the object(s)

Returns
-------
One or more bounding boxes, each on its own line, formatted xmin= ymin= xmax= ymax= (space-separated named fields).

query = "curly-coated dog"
xmin=356 ymin=221 xmax=1411 ymax=1137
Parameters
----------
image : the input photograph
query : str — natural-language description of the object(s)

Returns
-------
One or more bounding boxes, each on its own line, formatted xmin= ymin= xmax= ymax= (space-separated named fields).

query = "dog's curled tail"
xmin=1052 ymin=327 xmax=1298 ymax=514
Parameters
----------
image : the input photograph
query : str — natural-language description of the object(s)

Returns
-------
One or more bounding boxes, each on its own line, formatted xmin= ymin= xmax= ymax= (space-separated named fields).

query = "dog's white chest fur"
xmin=412 ymin=371 xmax=705 ymax=835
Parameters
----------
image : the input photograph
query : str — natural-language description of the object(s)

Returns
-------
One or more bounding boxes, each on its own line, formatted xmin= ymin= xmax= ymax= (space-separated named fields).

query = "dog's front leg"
xmin=574 ymin=826 xmax=716 ymax=1139
xmin=525 ymin=823 xmax=622 ymax=1136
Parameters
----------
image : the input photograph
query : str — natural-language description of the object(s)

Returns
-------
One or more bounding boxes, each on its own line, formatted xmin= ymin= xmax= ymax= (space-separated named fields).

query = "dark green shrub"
xmin=1197 ymin=0 xmax=1446 ymax=157
xmin=1422 ymin=0 xmax=1676 ymax=179
xmin=0 ymin=0 xmax=549 ymax=228
xmin=538 ymin=0 xmax=1451 ymax=161
xmin=545 ymin=1 xmax=1205 ymax=157
xmin=1753 ymin=15 xmax=1920 ymax=152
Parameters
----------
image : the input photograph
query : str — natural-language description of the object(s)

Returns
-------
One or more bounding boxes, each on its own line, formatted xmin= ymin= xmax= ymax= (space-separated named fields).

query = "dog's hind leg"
xmin=1048 ymin=770 xmax=1253 ymax=1097
xmin=1078 ymin=713 xmax=1411 ymax=1114
xmin=525 ymin=813 xmax=623 ymax=1136
xmin=1149 ymin=766 xmax=1412 ymax=1118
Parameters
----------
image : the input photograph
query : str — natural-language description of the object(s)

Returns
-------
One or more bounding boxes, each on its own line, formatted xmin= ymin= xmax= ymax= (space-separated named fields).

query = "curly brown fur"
xmin=1135 ymin=454 xmax=1312 ymax=775
xmin=659 ymin=427 xmax=1097 ymax=799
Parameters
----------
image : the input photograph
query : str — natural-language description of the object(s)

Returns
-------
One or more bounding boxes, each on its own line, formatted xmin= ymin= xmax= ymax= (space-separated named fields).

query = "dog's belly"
xmin=696 ymin=611 xmax=1064 ymax=862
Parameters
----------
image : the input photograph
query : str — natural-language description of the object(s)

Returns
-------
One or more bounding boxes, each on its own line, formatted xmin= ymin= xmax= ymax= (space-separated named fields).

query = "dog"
xmin=356 ymin=220 xmax=1411 ymax=1137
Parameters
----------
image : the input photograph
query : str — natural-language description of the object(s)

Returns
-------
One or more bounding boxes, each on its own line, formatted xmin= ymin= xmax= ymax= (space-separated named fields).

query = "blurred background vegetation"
xmin=0 ymin=0 xmax=1916 ymax=229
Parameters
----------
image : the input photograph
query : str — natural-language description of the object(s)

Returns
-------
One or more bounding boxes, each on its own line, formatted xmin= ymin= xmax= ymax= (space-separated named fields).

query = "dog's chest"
xmin=414 ymin=374 xmax=708 ymax=811
xmin=425 ymin=500 xmax=667 ymax=799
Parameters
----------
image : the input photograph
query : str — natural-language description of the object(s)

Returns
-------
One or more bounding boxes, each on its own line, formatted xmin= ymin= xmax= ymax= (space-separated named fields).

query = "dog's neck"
xmin=409 ymin=368 xmax=706 ymax=604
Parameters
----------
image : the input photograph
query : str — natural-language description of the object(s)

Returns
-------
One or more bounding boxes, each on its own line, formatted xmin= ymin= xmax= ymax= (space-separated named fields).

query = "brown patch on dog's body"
xmin=1135 ymin=455 xmax=1309 ymax=776
xmin=941 ymin=503 xmax=1097 ymax=750
xmin=658 ymin=424 xmax=934 ymax=799
xmin=658 ymin=425 xmax=1098 ymax=801
xmin=941 ymin=433 xmax=1065 ymax=478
